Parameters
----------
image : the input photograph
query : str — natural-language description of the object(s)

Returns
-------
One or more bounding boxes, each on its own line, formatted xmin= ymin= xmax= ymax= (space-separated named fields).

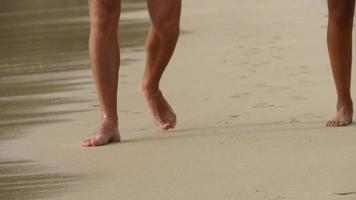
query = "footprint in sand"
xmin=229 ymin=135 xmax=239 ymax=141
xmin=229 ymin=114 xmax=240 ymax=118
xmin=217 ymin=120 xmax=232 ymax=125
xmin=256 ymin=82 xmax=271 ymax=88
xmin=292 ymin=95 xmax=308 ymax=100
xmin=217 ymin=115 xmax=240 ymax=126
xmin=334 ymin=192 xmax=356 ymax=196
xmin=231 ymin=92 xmax=251 ymax=99
xmin=260 ymin=61 xmax=271 ymax=65
xmin=302 ymin=113 xmax=326 ymax=119
xmin=299 ymin=65 xmax=309 ymax=69
xmin=248 ymin=69 xmax=257 ymax=73
xmin=252 ymin=64 xmax=260 ymax=68
xmin=271 ymin=55 xmax=282 ymax=60
xmin=239 ymin=75 xmax=247 ymax=79
xmin=289 ymin=118 xmax=301 ymax=124
xmin=253 ymin=102 xmax=275 ymax=109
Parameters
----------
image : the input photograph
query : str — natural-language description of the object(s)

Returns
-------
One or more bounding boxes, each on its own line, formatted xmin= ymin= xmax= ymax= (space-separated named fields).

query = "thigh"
xmin=146 ymin=0 xmax=181 ymax=25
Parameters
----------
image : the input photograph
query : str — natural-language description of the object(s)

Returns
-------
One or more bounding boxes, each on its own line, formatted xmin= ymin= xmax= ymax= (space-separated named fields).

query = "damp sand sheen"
xmin=1 ymin=0 xmax=356 ymax=200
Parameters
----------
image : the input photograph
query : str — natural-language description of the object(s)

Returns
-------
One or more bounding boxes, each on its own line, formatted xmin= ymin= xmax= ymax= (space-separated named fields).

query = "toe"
xmin=166 ymin=117 xmax=176 ymax=129
xmin=326 ymin=120 xmax=332 ymax=127
xmin=81 ymin=139 xmax=92 ymax=147
xmin=160 ymin=123 xmax=171 ymax=130
xmin=170 ymin=119 xmax=177 ymax=129
xmin=331 ymin=120 xmax=338 ymax=127
xmin=171 ymin=114 xmax=177 ymax=124
xmin=337 ymin=121 xmax=342 ymax=126
xmin=327 ymin=120 xmax=334 ymax=127
xmin=328 ymin=120 xmax=334 ymax=127
xmin=90 ymin=138 xmax=99 ymax=146
xmin=166 ymin=112 xmax=177 ymax=128
xmin=90 ymin=137 xmax=107 ymax=146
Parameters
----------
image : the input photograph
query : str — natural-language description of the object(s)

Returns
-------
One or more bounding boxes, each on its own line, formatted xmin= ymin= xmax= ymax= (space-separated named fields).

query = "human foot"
xmin=81 ymin=120 xmax=121 ymax=147
xmin=141 ymin=85 xmax=177 ymax=130
xmin=326 ymin=103 xmax=353 ymax=127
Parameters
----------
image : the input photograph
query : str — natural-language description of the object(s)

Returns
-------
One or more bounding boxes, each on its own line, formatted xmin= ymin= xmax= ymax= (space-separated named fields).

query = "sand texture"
xmin=1 ymin=0 xmax=356 ymax=199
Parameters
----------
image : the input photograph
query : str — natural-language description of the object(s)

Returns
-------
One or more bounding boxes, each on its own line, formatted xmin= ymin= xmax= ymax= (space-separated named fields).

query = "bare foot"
xmin=326 ymin=104 xmax=353 ymax=127
xmin=141 ymin=86 xmax=177 ymax=130
xmin=81 ymin=120 xmax=121 ymax=147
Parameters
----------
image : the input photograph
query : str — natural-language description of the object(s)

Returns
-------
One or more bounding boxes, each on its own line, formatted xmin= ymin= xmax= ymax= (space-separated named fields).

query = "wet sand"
xmin=2 ymin=0 xmax=356 ymax=199
xmin=0 ymin=0 xmax=147 ymax=199
xmin=0 ymin=159 xmax=81 ymax=200
xmin=0 ymin=0 xmax=148 ymax=139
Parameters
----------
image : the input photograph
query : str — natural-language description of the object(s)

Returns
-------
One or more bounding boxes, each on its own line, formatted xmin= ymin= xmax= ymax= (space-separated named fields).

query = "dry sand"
xmin=2 ymin=0 xmax=356 ymax=199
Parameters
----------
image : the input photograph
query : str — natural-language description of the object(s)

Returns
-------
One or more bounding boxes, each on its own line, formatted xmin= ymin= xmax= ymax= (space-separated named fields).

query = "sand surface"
xmin=2 ymin=0 xmax=356 ymax=199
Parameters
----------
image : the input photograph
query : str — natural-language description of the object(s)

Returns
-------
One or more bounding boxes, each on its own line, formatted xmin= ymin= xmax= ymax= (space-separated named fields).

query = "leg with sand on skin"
xmin=141 ymin=0 xmax=181 ymax=130
xmin=326 ymin=0 xmax=355 ymax=127
xmin=82 ymin=0 xmax=121 ymax=147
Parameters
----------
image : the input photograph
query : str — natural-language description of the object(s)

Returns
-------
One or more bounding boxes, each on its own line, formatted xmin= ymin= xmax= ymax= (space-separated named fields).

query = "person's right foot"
xmin=326 ymin=103 xmax=353 ymax=127
xmin=81 ymin=120 xmax=121 ymax=147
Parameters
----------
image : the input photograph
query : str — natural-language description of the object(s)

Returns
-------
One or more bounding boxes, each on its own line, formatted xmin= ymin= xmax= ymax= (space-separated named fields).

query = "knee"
xmin=329 ymin=2 xmax=354 ymax=27
xmin=153 ymin=16 xmax=180 ymax=36
xmin=90 ymin=0 xmax=120 ymax=35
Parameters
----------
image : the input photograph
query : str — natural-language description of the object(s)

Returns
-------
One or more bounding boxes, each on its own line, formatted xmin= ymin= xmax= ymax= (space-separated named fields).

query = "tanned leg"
xmin=141 ymin=0 xmax=181 ymax=130
xmin=82 ymin=0 xmax=121 ymax=146
xmin=326 ymin=0 xmax=355 ymax=127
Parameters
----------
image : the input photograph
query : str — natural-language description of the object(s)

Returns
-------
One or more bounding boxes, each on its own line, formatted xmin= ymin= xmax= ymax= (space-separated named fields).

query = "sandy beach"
xmin=1 ymin=0 xmax=356 ymax=199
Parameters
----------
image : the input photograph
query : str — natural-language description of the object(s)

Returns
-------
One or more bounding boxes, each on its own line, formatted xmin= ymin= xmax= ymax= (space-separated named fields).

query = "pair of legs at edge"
xmin=82 ymin=0 xmax=181 ymax=147
xmin=83 ymin=0 xmax=355 ymax=147
xmin=327 ymin=0 xmax=354 ymax=126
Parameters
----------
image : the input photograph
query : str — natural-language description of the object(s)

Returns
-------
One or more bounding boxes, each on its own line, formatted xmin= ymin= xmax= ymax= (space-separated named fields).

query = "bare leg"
xmin=82 ymin=0 xmax=121 ymax=147
xmin=141 ymin=0 xmax=181 ymax=130
xmin=326 ymin=0 xmax=355 ymax=127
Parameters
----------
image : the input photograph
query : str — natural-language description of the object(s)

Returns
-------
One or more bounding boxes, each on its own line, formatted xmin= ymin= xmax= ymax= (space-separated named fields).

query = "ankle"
xmin=140 ymin=82 xmax=160 ymax=97
xmin=101 ymin=116 xmax=118 ymax=127
xmin=337 ymin=99 xmax=353 ymax=110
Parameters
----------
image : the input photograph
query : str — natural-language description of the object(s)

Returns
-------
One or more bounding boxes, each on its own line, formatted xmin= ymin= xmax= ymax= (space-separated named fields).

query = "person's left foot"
xmin=141 ymin=85 xmax=177 ymax=130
